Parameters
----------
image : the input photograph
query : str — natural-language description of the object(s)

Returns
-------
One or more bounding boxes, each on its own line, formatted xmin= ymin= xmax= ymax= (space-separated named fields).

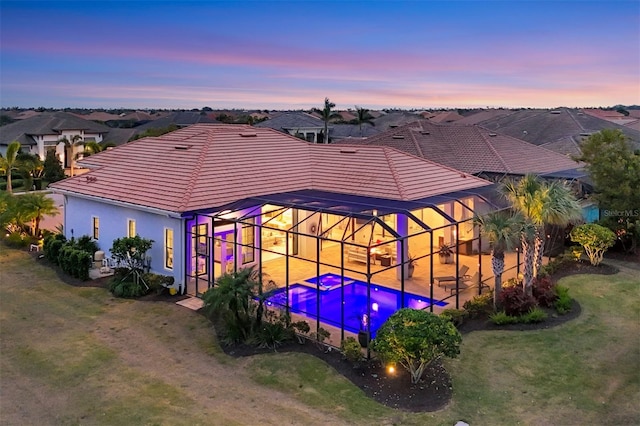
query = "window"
xmin=127 ymin=219 xmax=136 ymax=238
xmin=92 ymin=217 xmax=99 ymax=240
xmin=242 ymin=218 xmax=255 ymax=264
xmin=165 ymin=228 xmax=174 ymax=270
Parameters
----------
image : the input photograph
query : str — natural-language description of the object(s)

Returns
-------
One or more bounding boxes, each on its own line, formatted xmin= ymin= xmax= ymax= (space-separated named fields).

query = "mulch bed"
xmin=30 ymin=250 xmax=624 ymax=412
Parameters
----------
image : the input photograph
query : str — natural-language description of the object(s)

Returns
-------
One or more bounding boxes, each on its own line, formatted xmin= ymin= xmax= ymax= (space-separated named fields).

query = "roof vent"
xmin=174 ymin=145 xmax=191 ymax=150
xmin=550 ymin=110 xmax=561 ymax=114
xmin=389 ymin=124 xmax=398 ymax=128
xmin=392 ymin=135 xmax=405 ymax=139
xmin=420 ymin=131 xmax=430 ymax=135
xmin=339 ymin=149 xmax=357 ymax=154
xmin=579 ymin=132 xmax=593 ymax=137
xmin=488 ymin=133 xmax=498 ymax=137
xmin=240 ymin=132 xmax=257 ymax=137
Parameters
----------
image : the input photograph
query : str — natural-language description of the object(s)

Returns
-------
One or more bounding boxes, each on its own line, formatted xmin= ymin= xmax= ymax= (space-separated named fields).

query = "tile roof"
xmin=467 ymin=108 xmax=640 ymax=153
xmin=335 ymin=121 xmax=581 ymax=176
xmin=254 ymin=112 xmax=324 ymax=130
xmin=50 ymin=124 xmax=490 ymax=214
xmin=0 ymin=112 xmax=111 ymax=146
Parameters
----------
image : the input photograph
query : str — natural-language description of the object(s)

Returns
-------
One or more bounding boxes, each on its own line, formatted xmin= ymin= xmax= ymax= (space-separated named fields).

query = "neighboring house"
xmin=51 ymin=124 xmax=502 ymax=336
xmin=132 ymin=111 xmax=219 ymax=135
xmin=336 ymin=120 xmax=583 ymax=181
xmin=467 ymin=107 xmax=640 ymax=157
xmin=0 ymin=112 xmax=110 ymax=168
xmin=330 ymin=123 xmax=380 ymax=141
xmin=254 ymin=111 xmax=326 ymax=142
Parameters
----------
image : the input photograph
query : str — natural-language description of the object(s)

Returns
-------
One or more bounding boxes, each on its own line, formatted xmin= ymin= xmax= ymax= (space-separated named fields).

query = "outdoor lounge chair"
xmin=434 ymin=265 xmax=470 ymax=288
xmin=440 ymin=272 xmax=480 ymax=295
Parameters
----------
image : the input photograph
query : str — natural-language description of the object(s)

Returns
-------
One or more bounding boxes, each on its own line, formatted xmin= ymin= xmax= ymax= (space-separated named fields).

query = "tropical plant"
xmin=58 ymin=135 xmax=84 ymax=176
xmin=570 ymin=223 xmax=616 ymax=266
xmin=371 ymin=308 xmax=462 ymax=384
xmin=314 ymin=97 xmax=342 ymax=143
xmin=109 ymin=236 xmax=154 ymax=288
xmin=354 ymin=105 xmax=375 ymax=136
xmin=202 ymin=268 xmax=257 ymax=343
xmin=81 ymin=141 xmax=116 ymax=157
xmin=17 ymin=192 xmax=59 ymax=237
xmin=0 ymin=141 xmax=22 ymax=193
xmin=502 ymin=175 xmax=581 ymax=295
xmin=474 ymin=210 xmax=521 ymax=306
xmin=340 ymin=336 xmax=364 ymax=364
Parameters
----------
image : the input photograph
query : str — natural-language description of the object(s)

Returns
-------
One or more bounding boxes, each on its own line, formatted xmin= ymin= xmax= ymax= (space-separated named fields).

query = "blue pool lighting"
xmin=266 ymin=273 xmax=448 ymax=337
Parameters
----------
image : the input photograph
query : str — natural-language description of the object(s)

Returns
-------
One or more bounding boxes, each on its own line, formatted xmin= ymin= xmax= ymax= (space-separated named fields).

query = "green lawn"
xmin=1 ymin=246 xmax=638 ymax=425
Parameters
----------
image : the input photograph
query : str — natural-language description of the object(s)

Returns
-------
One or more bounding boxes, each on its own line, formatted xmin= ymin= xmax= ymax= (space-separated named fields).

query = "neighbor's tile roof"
xmin=467 ymin=108 xmax=640 ymax=152
xmin=254 ymin=112 xmax=324 ymax=130
xmin=0 ymin=112 xmax=110 ymax=146
xmin=50 ymin=124 xmax=490 ymax=213
xmin=336 ymin=121 xmax=581 ymax=175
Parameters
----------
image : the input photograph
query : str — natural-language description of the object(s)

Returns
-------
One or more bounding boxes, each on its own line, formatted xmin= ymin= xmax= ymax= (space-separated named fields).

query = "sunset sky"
xmin=1 ymin=0 xmax=638 ymax=110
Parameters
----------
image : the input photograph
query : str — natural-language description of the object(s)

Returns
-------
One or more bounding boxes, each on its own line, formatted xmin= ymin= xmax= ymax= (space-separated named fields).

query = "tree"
xmin=58 ymin=135 xmax=84 ymax=176
xmin=575 ymin=129 xmax=640 ymax=253
xmin=570 ymin=224 xmax=616 ymax=266
xmin=475 ymin=211 xmax=521 ymax=307
xmin=110 ymin=236 xmax=154 ymax=286
xmin=371 ymin=308 xmax=462 ymax=384
xmin=18 ymin=192 xmax=59 ymax=237
xmin=502 ymin=175 xmax=581 ymax=294
xmin=81 ymin=141 xmax=116 ymax=157
xmin=314 ymin=97 xmax=342 ymax=143
xmin=0 ymin=141 xmax=22 ymax=193
xmin=42 ymin=149 xmax=66 ymax=183
xmin=354 ymin=105 xmax=375 ymax=136
xmin=16 ymin=152 xmax=44 ymax=190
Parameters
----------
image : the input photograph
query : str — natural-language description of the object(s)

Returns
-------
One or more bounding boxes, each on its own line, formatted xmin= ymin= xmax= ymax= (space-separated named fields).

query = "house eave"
xmin=51 ymin=188 xmax=183 ymax=218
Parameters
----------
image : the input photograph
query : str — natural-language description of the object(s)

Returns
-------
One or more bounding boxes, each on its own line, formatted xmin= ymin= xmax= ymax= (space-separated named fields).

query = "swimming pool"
xmin=265 ymin=273 xmax=448 ymax=337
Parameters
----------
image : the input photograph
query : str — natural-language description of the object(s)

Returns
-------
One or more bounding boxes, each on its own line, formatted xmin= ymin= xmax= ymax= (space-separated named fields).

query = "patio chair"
xmin=440 ymin=272 xmax=480 ymax=295
xmin=434 ymin=265 xmax=470 ymax=288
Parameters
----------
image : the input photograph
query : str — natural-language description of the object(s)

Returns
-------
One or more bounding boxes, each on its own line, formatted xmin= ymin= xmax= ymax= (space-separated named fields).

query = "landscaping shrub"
xmin=489 ymin=311 xmax=519 ymax=325
xmin=371 ymin=308 xmax=462 ymax=385
xmin=249 ymin=309 xmax=293 ymax=350
xmin=341 ymin=337 xmax=363 ymax=363
xmin=108 ymin=278 xmax=148 ymax=298
xmin=141 ymin=273 xmax=175 ymax=294
xmin=499 ymin=285 xmax=537 ymax=316
xmin=73 ymin=235 xmax=99 ymax=256
xmin=554 ymin=285 xmax=573 ymax=314
xmin=570 ymin=223 xmax=616 ymax=266
xmin=532 ymin=276 xmax=558 ymax=308
xmin=44 ymin=234 xmax=66 ymax=264
xmin=56 ymin=245 xmax=92 ymax=280
xmin=440 ymin=308 xmax=468 ymax=327
xmin=4 ymin=232 xmax=29 ymax=248
xmin=462 ymin=292 xmax=494 ymax=318
xmin=521 ymin=307 xmax=548 ymax=323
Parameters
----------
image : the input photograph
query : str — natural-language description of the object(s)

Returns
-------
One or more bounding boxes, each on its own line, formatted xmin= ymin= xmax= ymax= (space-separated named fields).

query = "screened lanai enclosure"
xmin=184 ymin=189 xmax=521 ymax=345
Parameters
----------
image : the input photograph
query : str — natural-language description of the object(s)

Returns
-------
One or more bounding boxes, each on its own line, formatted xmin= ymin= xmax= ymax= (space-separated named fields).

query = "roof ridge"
xmin=409 ymin=124 xmax=426 ymax=158
xmin=382 ymin=147 xmax=408 ymax=200
xmin=176 ymin=129 xmax=211 ymax=210
xmin=565 ymin=109 xmax=587 ymax=132
xmin=477 ymin=127 xmax=513 ymax=173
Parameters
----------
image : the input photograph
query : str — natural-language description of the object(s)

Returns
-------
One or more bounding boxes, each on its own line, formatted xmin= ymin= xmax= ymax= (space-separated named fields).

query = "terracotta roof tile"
xmin=51 ymin=124 xmax=489 ymax=213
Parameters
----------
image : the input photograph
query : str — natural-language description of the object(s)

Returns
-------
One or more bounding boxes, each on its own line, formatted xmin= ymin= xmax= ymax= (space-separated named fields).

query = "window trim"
xmin=92 ymin=216 xmax=99 ymax=240
xmin=164 ymin=227 xmax=174 ymax=270
xmin=127 ymin=219 xmax=136 ymax=238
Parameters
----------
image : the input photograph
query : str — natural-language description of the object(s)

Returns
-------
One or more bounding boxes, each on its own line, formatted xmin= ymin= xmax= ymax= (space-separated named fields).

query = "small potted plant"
xmin=438 ymin=243 xmax=453 ymax=264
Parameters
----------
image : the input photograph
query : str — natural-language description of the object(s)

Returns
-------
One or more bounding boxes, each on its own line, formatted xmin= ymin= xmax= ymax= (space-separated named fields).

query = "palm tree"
xmin=19 ymin=192 xmax=59 ymax=237
xmin=355 ymin=105 xmax=375 ymax=137
xmin=502 ymin=175 xmax=581 ymax=294
xmin=58 ymin=135 xmax=84 ymax=176
xmin=475 ymin=211 xmax=521 ymax=307
xmin=81 ymin=141 xmax=116 ymax=157
xmin=0 ymin=141 xmax=22 ymax=193
xmin=314 ymin=97 xmax=342 ymax=143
